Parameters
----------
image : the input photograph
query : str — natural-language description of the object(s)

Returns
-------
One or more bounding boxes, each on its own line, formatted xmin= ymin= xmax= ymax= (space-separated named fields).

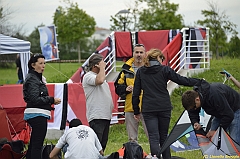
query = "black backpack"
xmin=123 ymin=141 xmax=143 ymax=159
xmin=41 ymin=142 xmax=62 ymax=159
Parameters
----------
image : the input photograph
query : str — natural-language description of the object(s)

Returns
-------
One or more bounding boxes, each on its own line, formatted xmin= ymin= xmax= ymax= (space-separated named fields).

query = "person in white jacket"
xmin=49 ymin=119 xmax=104 ymax=159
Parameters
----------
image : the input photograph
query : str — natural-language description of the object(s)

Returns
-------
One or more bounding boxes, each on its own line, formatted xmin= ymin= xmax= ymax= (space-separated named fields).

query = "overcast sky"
xmin=2 ymin=0 xmax=240 ymax=37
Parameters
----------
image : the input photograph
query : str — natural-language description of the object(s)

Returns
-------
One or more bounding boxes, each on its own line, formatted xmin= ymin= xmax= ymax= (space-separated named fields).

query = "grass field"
xmin=1 ymin=58 xmax=240 ymax=158
xmin=0 ymin=61 xmax=124 ymax=85
xmin=0 ymin=62 xmax=81 ymax=84
xmin=105 ymin=57 xmax=240 ymax=158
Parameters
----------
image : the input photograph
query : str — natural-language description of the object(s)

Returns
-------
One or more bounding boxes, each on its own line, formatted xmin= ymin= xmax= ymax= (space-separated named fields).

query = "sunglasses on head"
xmin=135 ymin=43 xmax=145 ymax=48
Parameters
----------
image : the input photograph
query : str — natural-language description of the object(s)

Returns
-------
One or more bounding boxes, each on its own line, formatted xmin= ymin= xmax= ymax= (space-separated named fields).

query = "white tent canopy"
xmin=0 ymin=34 xmax=31 ymax=80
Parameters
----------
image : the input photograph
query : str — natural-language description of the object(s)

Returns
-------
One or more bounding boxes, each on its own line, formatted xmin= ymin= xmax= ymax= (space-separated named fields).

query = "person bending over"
xmin=49 ymin=119 xmax=104 ymax=159
xmin=182 ymin=80 xmax=240 ymax=145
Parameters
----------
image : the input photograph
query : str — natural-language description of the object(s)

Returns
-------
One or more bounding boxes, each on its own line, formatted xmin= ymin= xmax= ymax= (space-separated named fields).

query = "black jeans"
xmin=89 ymin=119 xmax=110 ymax=151
xmin=142 ymin=110 xmax=171 ymax=159
xmin=26 ymin=116 xmax=48 ymax=159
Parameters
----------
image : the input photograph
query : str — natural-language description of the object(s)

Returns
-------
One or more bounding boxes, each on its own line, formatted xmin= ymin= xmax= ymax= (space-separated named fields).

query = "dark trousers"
xmin=26 ymin=116 xmax=48 ymax=159
xmin=142 ymin=111 xmax=171 ymax=159
xmin=18 ymin=71 xmax=23 ymax=81
xmin=89 ymin=119 xmax=110 ymax=151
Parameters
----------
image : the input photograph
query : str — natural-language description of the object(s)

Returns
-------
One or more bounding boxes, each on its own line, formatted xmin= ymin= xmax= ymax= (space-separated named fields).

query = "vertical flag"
xmin=38 ymin=25 xmax=59 ymax=61
xmin=186 ymin=28 xmax=206 ymax=69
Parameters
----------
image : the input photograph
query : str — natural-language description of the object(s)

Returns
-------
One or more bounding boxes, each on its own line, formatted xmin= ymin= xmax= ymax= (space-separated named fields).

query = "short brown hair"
xmin=181 ymin=90 xmax=199 ymax=110
xmin=88 ymin=54 xmax=103 ymax=70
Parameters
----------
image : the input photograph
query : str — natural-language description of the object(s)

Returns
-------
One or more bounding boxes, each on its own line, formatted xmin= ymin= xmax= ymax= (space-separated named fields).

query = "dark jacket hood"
xmin=142 ymin=62 xmax=162 ymax=74
xmin=193 ymin=79 xmax=210 ymax=106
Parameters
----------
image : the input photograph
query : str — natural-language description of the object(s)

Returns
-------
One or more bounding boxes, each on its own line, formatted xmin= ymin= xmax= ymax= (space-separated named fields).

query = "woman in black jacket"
xmin=23 ymin=54 xmax=61 ymax=159
xmin=132 ymin=48 xmax=201 ymax=159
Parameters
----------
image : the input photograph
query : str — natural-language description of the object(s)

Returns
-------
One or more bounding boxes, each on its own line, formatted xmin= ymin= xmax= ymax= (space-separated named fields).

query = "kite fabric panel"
xmin=162 ymin=32 xmax=182 ymax=70
xmin=159 ymin=110 xmax=209 ymax=154
xmin=115 ymin=32 xmax=133 ymax=58
xmin=136 ymin=30 xmax=169 ymax=52
xmin=197 ymin=127 xmax=240 ymax=158
xmin=159 ymin=110 xmax=240 ymax=158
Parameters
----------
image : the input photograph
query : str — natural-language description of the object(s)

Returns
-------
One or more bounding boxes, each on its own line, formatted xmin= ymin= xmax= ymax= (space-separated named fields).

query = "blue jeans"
xmin=62 ymin=143 xmax=68 ymax=154
xmin=211 ymin=109 xmax=240 ymax=145
xmin=229 ymin=109 xmax=240 ymax=145
xmin=142 ymin=110 xmax=171 ymax=159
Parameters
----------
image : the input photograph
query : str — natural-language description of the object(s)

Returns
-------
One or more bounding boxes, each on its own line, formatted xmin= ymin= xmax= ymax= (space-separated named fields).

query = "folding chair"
xmin=0 ymin=108 xmax=27 ymax=159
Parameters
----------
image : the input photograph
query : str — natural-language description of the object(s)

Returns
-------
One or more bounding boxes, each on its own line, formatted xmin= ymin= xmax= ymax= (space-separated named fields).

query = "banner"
xmin=38 ymin=25 xmax=59 ymax=61
xmin=0 ymin=82 xmax=119 ymax=131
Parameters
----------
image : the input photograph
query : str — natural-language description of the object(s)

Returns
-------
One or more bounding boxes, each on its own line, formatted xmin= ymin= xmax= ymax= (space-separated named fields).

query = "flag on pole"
xmin=38 ymin=25 xmax=59 ymax=61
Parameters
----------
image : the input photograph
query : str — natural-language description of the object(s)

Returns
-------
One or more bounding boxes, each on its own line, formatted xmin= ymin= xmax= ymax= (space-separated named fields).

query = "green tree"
xmin=0 ymin=1 xmax=26 ymax=36
xmin=138 ymin=0 xmax=184 ymax=30
xmin=110 ymin=1 xmax=143 ymax=31
xmin=80 ymin=37 xmax=102 ymax=59
xmin=110 ymin=0 xmax=183 ymax=31
xmin=228 ymin=33 xmax=240 ymax=58
xmin=0 ymin=1 xmax=11 ymax=34
xmin=0 ymin=1 xmax=26 ymax=67
xmin=110 ymin=9 xmax=132 ymax=31
xmin=53 ymin=0 xmax=96 ymax=62
xmin=197 ymin=1 xmax=237 ymax=59
xmin=27 ymin=24 xmax=45 ymax=53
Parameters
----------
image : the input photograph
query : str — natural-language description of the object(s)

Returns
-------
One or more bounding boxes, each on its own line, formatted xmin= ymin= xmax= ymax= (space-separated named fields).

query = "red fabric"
xmin=0 ymin=85 xmax=26 ymax=108
xmin=19 ymin=124 xmax=31 ymax=144
xmin=117 ymin=147 xmax=125 ymax=157
xmin=70 ymin=67 xmax=83 ymax=83
xmin=199 ymin=28 xmax=206 ymax=39
xmin=46 ymin=84 xmax=55 ymax=123
xmin=12 ymin=123 xmax=31 ymax=144
xmin=115 ymin=32 xmax=133 ymax=58
xmin=162 ymin=33 xmax=182 ymax=71
xmin=96 ymin=37 xmax=111 ymax=57
xmin=0 ymin=85 xmax=26 ymax=135
xmin=108 ymin=82 xmax=119 ymax=114
xmin=117 ymin=146 xmax=148 ymax=158
xmin=0 ymin=84 xmax=54 ymax=136
xmin=67 ymin=83 xmax=89 ymax=125
xmin=0 ymin=109 xmax=12 ymax=141
xmin=6 ymin=108 xmax=25 ymax=135
xmin=137 ymin=30 xmax=169 ymax=52
xmin=0 ymin=144 xmax=26 ymax=159
xmin=0 ymin=82 xmax=119 ymax=132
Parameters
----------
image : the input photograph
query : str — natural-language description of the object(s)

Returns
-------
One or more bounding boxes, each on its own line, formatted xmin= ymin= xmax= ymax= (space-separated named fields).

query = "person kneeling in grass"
xmin=49 ymin=118 xmax=104 ymax=159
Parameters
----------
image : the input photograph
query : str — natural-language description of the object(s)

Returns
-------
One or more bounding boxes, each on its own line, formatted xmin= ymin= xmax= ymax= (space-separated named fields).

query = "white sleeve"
xmin=84 ymin=73 xmax=96 ymax=86
xmin=55 ymin=132 xmax=67 ymax=149
xmin=93 ymin=131 xmax=102 ymax=151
